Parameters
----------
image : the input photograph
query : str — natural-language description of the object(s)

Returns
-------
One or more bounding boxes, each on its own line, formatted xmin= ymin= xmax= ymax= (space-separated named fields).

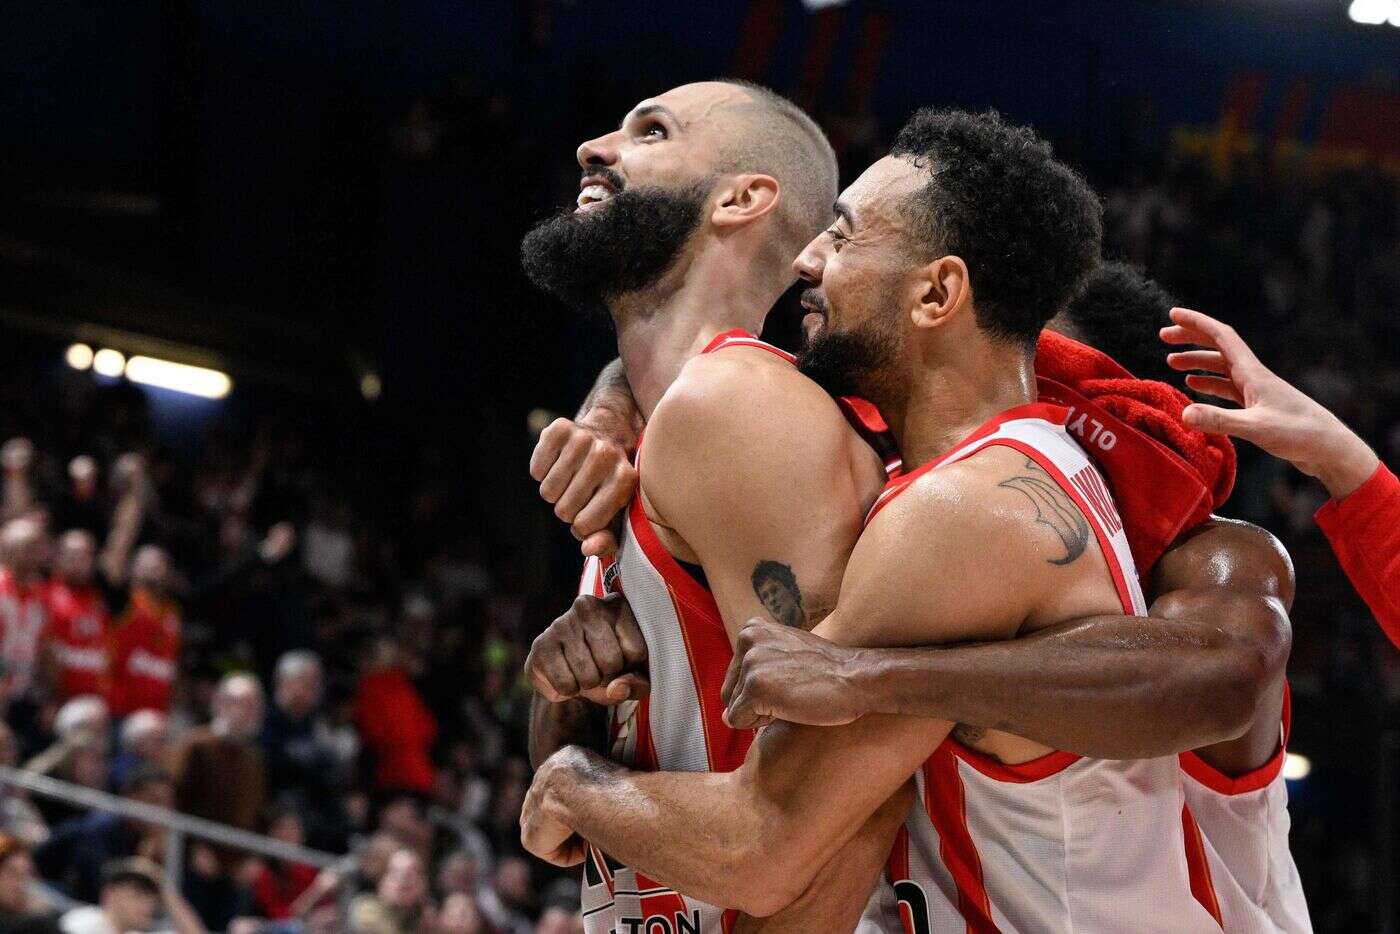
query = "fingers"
xmin=1184 ymin=374 xmax=1246 ymax=406
xmin=525 ymin=640 xmax=577 ymax=702
xmin=576 ymin=602 xmax=627 ymax=678
xmin=557 ymin=619 xmax=603 ymax=692
xmin=1165 ymin=350 xmax=1229 ymax=375
xmin=1167 ymin=308 xmax=1269 ymax=379
xmin=1181 ymin=402 xmax=1256 ymax=438
xmin=612 ymin=602 xmax=648 ymax=667
xmin=1159 ymin=323 xmax=1217 ymax=349
xmin=579 ymin=530 xmax=619 ymax=558
xmin=539 ymin=432 xmax=593 ymax=505
xmin=570 ymin=464 xmax=637 ymax=540
xmin=529 ymin=419 xmax=574 ymax=483
xmin=605 ymin=672 xmax=650 ymax=702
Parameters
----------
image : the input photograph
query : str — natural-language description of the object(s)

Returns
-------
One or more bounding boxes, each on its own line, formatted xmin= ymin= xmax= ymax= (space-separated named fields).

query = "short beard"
xmin=520 ymin=184 xmax=708 ymax=318
xmin=797 ymin=324 xmax=899 ymax=401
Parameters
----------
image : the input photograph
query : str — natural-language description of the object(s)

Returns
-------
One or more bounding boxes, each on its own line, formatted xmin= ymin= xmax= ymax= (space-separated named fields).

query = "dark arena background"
xmin=0 ymin=1 xmax=1397 ymax=931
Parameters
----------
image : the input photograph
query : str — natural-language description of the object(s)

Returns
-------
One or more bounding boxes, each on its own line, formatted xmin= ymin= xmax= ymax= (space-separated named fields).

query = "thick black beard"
xmin=520 ymin=185 xmax=708 ymax=316
xmin=797 ymin=326 xmax=899 ymax=400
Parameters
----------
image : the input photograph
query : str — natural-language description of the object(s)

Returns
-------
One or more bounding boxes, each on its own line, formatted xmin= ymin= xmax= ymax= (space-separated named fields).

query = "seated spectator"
xmin=352 ymin=640 xmax=435 ymax=803
xmin=24 ymin=698 xmax=110 ymax=828
xmin=0 ymin=835 xmax=60 ymax=934
xmin=58 ymin=858 xmax=205 ymax=934
xmin=433 ymin=893 xmax=484 ymax=934
xmin=169 ymin=673 xmax=265 ymax=833
xmin=348 ymin=849 xmax=429 ymax=934
xmin=0 ymin=724 xmax=46 ymax=848
xmin=109 ymin=710 xmax=168 ymax=792
xmin=247 ymin=809 xmax=317 ymax=921
xmin=34 ymin=766 xmax=173 ymax=903
xmin=476 ymin=857 xmax=532 ymax=934
xmin=260 ymin=652 xmax=344 ymax=842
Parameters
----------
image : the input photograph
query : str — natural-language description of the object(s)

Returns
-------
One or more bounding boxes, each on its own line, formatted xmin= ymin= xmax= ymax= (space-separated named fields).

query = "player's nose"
xmin=576 ymin=131 xmax=621 ymax=171
xmin=793 ymin=238 xmax=825 ymax=284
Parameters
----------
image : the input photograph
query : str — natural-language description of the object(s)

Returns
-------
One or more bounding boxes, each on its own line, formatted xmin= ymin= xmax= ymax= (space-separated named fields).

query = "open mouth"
xmin=576 ymin=175 xmax=619 ymax=213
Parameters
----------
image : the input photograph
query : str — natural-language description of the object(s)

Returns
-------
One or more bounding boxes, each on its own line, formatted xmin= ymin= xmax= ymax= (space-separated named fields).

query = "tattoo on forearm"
xmin=998 ymin=458 xmax=1089 ymax=566
xmin=751 ymin=560 xmax=807 ymax=629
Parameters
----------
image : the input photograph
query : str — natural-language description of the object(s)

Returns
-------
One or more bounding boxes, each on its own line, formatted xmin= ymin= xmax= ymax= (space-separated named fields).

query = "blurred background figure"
xmin=348 ymin=848 xmax=429 ymax=934
xmin=0 ymin=834 xmax=60 ymax=933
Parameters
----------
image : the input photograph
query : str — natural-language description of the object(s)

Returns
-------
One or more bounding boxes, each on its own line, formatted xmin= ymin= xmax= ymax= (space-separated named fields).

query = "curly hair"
xmin=1061 ymin=261 xmax=1178 ymax=384
xmin=890 ymin=109 xmax=1102 ymax=348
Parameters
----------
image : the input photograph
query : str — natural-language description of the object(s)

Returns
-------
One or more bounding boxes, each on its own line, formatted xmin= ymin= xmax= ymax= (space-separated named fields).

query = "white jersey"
xmin=873 ymin=404 xmax=1225 ymax=933
xmin=1181 ymin=685 xmax=1312 ymax=932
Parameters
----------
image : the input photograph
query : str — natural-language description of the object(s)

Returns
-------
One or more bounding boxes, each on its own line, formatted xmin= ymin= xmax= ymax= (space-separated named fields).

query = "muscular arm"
xmin=576 ymin=357 xmax=644 ymax=449
xmin=726 ymin=518 xmax=1293 ymax=764
xmin=528 ymin=696 xmax=605 ymax=771
xmin=525 ymin=454 xmax=1087 ymax=915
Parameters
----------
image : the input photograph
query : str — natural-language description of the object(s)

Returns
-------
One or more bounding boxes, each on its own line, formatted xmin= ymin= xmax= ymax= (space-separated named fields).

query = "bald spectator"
xmin=169 ymin=673 xmax=265 ymax=832
xmin=44 ymin=531 xmax=109 ymax=704
xmin=52 ymin=458 xmax=105 ymax=540
xmin=105 ymin=547 xmax=180 ymax=717
xmin=110 ymin=709 xmax=168 ymax=791
xmin=260 ymin=652 xmax=344 ymax=841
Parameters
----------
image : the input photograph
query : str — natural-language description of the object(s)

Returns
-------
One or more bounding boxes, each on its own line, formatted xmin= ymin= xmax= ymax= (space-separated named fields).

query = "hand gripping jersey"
xmin=872 ymin=403 xmax=1225 ymax=934
xmin=576 ymin=330 xmax=898 ymax=934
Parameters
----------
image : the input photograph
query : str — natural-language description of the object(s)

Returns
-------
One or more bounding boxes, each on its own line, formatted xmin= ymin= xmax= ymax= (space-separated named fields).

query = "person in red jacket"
xmin=45 ymin=530 xmax=111 ymax=702
xmin=105 ymin=547 xmax=181 ymax=716
xmin=1163 ymin=306 xmax=1400 ymax=646
xmin=353 ymin=637 xmax=437 ymax=801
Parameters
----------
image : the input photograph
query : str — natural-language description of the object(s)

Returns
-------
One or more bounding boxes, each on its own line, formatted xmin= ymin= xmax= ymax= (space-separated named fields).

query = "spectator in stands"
xmin=536 ymin=905 xmax=584 ymax=934
xmin=58 ymin=858 xmax=205 ymax=934
xmin=0 ymin=441 xmax=40 ymax=526
xmin=104 ymin=547 xmax=180 ymax=718
xmin=0 ymin=724 xmax=47 ymax=848
xmin=352 ymin=640 xmax=435 ymax=804
xmin=0 ymin=518 xmax=51 ymax=709
xmin=0 ymin=834 xmax=60 ymax=933
xmin=52 ymin=458 xmax=104 ymax=541
xmin=34 ymin=766 xmax=173 ymax=904
xmin=24 ymin=698 xmax=109 ymax=828
xmin=260 ymin=652 xmax=343 ymax=841
xmin=43 ymin=532 xmax=109 ymax=705
xmin=109 ymin=710 xmax=167 ymax=792
xmin=476 ymin=857 xmax=532 ymax=934
xmin=247 ymin=808 xmax=317 ymax=921
xmin=348 ymin=848 xmax=429 ymax=934
xmin=170 ymin=673 xmax=265 ymax=833
xmin=434 ymin=893 xmax=484 ymax=934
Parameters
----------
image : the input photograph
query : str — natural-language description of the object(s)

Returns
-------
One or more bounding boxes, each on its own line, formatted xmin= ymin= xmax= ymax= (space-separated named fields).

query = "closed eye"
xmin=827 ymin=228 xmax=849 ymax=250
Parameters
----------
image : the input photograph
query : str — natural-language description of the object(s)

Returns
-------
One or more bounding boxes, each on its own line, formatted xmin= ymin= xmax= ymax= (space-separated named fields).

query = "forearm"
xmin=576 ymin=358 xmax=643 ymax=449
xmin=527 ymin=694 xmax=604 ymax=771
xmin=734 ymin=781 xmax=913 ymax=933
xmin=1316 ymin=462 xmax=1400 ymax=646
xmin=844 ymin=615 xmax=1265 ymax=759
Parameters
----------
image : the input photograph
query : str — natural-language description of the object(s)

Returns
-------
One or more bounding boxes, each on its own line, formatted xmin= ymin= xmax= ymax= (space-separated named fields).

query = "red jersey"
xmin=0 ymin=569 xmax=50 ymax=699
xmin=105 ymin=589 xmax=181 ymax=715
xmin=45 ymin=580 xmax=109 ymax=700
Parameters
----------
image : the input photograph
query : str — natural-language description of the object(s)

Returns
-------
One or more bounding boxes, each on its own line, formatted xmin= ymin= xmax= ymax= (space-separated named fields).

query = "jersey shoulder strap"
xmin=700 ymin=328 xmax=796 ymax=363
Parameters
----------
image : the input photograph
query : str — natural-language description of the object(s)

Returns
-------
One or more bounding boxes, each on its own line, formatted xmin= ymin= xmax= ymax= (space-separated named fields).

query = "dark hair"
xmin=120 ymin=764 xmax=172 ymax=797
xmin=100 ymin=859 xmax=160 ymax=896
xmin=1062 ymin=261 xmax=1178 ymax=383
xmin=890 ymin=109 xmax=1102 ymax=348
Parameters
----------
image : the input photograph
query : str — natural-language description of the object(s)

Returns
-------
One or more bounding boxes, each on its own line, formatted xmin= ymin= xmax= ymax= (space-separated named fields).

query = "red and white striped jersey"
xmin=877 ymin=404 xmax=1225 ymax=933
xmin=0 ymin=569 xmax=49 ymax=698
xmin=1182 ymin=685 xmax=1312 ymax=933
xmin=575 ymin=329 xmax=901 ymax=934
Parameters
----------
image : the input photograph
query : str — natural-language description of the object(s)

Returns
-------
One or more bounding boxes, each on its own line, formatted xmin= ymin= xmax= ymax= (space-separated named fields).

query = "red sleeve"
xmin=1315 ymin=463 xmax=1400 ymax=648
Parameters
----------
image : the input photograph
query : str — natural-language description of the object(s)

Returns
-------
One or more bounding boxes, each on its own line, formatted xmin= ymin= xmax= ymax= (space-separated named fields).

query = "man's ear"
xmin=910 ymin=255 xmax=972 ymax=331
xmin=711 ymin=174 xmax=782 ymax=230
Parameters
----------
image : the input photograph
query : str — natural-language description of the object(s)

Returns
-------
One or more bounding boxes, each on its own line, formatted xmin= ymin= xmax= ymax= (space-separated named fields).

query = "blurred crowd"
xmin=0 ymin=374 xmax=573 ymax=932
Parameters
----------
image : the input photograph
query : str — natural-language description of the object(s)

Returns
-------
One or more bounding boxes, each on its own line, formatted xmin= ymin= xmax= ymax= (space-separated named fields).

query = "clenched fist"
xmin=525 ymin=594 xmax=650 ymax=705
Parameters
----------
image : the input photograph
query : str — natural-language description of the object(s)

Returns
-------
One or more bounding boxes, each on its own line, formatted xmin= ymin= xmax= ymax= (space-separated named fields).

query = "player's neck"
xmin=611 ymin=267 xmax=773 ymax=420
xmin=889 ymin=340 xmax=1037 ymax=468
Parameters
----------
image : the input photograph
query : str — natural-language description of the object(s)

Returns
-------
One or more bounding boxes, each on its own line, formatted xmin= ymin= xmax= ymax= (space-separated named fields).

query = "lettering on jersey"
xmin=893 ymin=880 xmax=932 ymax=934
xmin=602 ymin=558 xmax=623 ymax=596
xmin=128 ymin=648 xmax=176 ymax=681
xmin=1069 ymin=464 xmax=1125 ymax=536
xmin=1064 ymin=407 xmax=1118 ymax=452
xmin=618 ymin=913 xmax=701 ymax=934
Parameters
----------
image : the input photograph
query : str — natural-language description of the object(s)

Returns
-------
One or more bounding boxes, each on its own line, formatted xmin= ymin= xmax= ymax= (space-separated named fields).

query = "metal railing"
xmin=0 ymin=766 xmax=357 ymax=916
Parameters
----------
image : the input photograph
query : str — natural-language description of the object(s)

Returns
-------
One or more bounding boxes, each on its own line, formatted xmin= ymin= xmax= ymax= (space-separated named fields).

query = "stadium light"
xmin=92 ymin=348 xmax=126 ymax=378
xmin=1346 ymin=0 xmax=1400 ymax=25
xmin=124 ymin=356 xmax=232 ymax=399
xmin=65 ymin=343 xmax=94 ymax=370
xmin=1283 ymin=752 xmax=1311 ymax=781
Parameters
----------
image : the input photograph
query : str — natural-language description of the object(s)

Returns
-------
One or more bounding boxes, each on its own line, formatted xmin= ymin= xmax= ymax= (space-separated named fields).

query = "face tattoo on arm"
xmin=751 ymin=560 xmax=807 ymax=629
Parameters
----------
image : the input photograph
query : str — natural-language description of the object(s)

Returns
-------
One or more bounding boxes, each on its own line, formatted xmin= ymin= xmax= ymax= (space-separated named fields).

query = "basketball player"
xmin=520 ymin=79 xmax=915 ymax=932
xmin=536 ymin=263 xmax=1310 ymax=931
xmin=523 ymin=109 xmax=1241 ymax=931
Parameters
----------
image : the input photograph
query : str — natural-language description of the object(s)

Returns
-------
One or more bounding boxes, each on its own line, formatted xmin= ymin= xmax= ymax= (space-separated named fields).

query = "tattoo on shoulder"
xmin=751 ymin=560 xmax=807 ymax=629
xmin=997 ymin=458 xmax=1089 ymax=566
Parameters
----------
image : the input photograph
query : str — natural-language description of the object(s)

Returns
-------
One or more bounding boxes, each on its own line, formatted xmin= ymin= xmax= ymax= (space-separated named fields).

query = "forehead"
xmin=628 ymin=82 xmax=752 ymax=129
xmin=841 ymin=155 xmax=925 ymax=224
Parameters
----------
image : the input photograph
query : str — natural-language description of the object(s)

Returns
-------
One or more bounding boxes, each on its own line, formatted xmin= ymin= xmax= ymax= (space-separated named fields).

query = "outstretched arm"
xmin=724 ymin=518 xmax=1292 ymax=762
